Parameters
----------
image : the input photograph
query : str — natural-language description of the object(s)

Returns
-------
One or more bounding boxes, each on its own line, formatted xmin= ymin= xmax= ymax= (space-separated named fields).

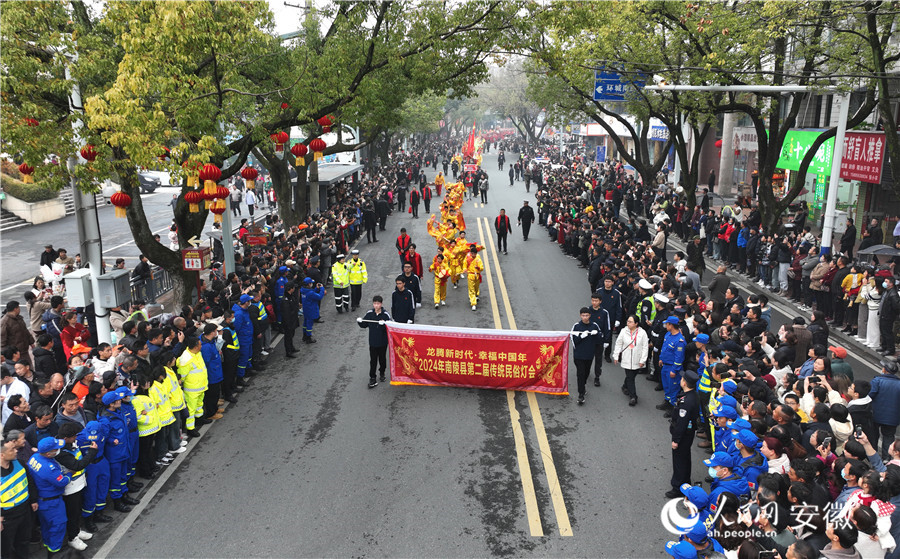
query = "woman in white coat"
xmin=612 ymin=314 xmax=649 ymax=407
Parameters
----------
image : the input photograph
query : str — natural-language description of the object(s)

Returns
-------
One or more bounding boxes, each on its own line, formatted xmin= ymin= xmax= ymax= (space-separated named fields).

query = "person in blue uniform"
xmin=588 ymin=292 xmax=611 ymax=386
xmin=657 ymin=316 xmax=686 ymax=411
xmin=301 ymin=277 xmax=325 ymax=344
xmin=27 ymin=437 xmax=71 ymax=556
xmin=115 ymin=387 xmax=141 ymax=493
xmin=571 ymin=307 xmax=602 ymax=405
xmin=704 ymin=451 xmax=751 ymax=507
xmin=711 ymin=404 xmax=738 ymax=454
xmin=678 ymin=483 xmax=713 ymax=530
xmin=274 ymin=266 xmax=289 ymax=324
xmin=1 ymin=438 xmax=37 ymax=559
xmin=231 ymin=294 xmax=254 ymax=383
xmin=666 ymin=370 xmax=700 ymax=498
xmin=733 ymin=429 xmax=767 ymax=491
xmin=358 ymin=295 xmax=392 ymax=388
xmin=78 ymin=420 xmax=113 ymax=531
xmin=99 ymin=391 xmax=140 ymax=512
xmin=55 ymin=421 xmax=98 ymax=551
xmin=679 ymin=520 xmax=726 ymax=557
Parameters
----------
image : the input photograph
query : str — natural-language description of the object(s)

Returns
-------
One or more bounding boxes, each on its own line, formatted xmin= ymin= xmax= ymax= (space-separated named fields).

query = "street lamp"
xmin=645 ymin=84 xmax=850 ymax=255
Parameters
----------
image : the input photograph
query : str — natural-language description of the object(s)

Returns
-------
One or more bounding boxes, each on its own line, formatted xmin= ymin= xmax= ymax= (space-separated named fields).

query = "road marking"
xmin=476 ymin=217 xmax=543 ymax=537
xmin=480 ymin=217 xmax=573 ymax=537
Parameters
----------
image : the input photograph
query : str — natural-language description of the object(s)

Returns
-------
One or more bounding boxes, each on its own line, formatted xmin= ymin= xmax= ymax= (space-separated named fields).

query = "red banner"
xmin=385 ymin=323 xmax=569 ymax=395
xmin=841 ymin=131 xmax=886 ymax=183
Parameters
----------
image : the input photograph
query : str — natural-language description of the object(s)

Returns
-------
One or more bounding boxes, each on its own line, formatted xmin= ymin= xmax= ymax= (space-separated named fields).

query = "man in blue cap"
xmin=78 ymin=419 xmax=113 ymax=532
xmin=680 ymin=520 xmax=725 ymax=556
xmin=667 ymin=369 xmax=700 ymax=498
xmin=710 ymin=404 xmax=738 ymax=455
xmin=231 ymin=294 xmax=254 ymax=382
xmin=274 ymin=266 xmax=289 ymax=325
xmin=679 ymin=483 xmax=713 ymax=529
xmin=704 ymin=451 xmax=750 ymax=506
xmin=99 ymin=391 xmax=140 ymax=512
xmin=301 ymin=277 xmax=325 ymax=344
xmin=657 ymin=315 xmax=686 ymax=412
xmin=664 ymin=540 xmax=698 ymax=559
xmin=27 ymin=437 xmax=70 ymax=556
xmin=115 ymin=386 xmax=142 ymax=494
xmin=733 ymin=429 xmax=767 ymax=490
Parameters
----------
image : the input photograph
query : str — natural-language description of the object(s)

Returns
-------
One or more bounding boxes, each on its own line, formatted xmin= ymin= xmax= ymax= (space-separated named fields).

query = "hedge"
xmin=1 ymin=174 xmax=59 ymax=203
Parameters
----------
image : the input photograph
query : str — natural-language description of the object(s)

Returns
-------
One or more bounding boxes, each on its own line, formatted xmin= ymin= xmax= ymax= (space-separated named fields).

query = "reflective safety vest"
xmin=698 ymin=351 xmax=713 ymax=393
xmin=150 ymin=380 xmax=175 ymax=426
xmin=636 ymin=295 xmax=656 ymax=322
xmin=331 ymin=262 xmax=350 ymax=288
xmin=59 ymin=447 xmax=85 ymax=481
xmin=1 ymin=459 xmax=29 ymax=509
xmin=133 ymin=395 xmax=161 ymax=436
xmin=164 ymin=366 xmax=186 ymax=411
xmin=222 ymin=326 xmax=240 ymax=351
xmin=348 ymin=259 xmax=368 ymax=285
xmin=254 ymin=301 xmax=267 ymax=322
xmin=127 ymin=309 xmax=149 ymax=323
xmin=177 ymin=350 xmax=208 ymax=393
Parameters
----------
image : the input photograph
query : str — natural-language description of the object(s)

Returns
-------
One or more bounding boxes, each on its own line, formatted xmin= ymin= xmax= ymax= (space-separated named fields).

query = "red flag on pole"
xmin=462 ymin=120 xmax=476 ymax=158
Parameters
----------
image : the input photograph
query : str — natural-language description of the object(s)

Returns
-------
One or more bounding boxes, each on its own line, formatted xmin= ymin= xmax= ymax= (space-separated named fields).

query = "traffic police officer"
xmin=635 ymin=278 xmax=656 ymax=332
xmin=29 ymin=438 xmax=72 ymax=556
xmin=648 ymin=293 xmax=669 ymax=385
xmin=348 ymin=250 xmax=368 ymax=311
xmin=657 ymin=316 xmax=686 ymax=411
xmin=250 ymin=290 xmax=269 ymax=372
xmin=332 ymin=254 xmax=351 ymax=313
xmin=666 ymin=370 xmax=699 ymax=498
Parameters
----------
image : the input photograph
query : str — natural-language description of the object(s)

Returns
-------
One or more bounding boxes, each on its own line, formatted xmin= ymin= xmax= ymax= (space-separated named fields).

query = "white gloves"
xmin=579 ymin=331 xmax=589 ymax=338
xmin=378 ymin=320 xmax=386 ymax=325
xmin=416 ymin=303 xmax=422 ymax=308
xmin=590 ymin=330 xmax=599 ymax=336
xmin=407 ymin=320 xmax=413 ymax=324
xmin=356 ymin=317 xmax=363 ymax=323
xmin=615 ymin=321 xmax=620 ymax=328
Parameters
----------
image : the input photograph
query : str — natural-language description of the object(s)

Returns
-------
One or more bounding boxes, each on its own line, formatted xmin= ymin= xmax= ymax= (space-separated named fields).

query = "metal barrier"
xmin=130 ymin=265 xmax=172 ymax=303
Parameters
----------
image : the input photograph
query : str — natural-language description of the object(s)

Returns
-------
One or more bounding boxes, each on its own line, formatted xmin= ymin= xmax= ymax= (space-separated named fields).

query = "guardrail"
xmin=130 ymin=265 xmax=172 ymax=303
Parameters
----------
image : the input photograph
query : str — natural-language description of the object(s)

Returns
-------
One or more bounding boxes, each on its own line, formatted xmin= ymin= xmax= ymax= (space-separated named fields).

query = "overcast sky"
xmin=267 ymin=0 xmax=313 ymax=36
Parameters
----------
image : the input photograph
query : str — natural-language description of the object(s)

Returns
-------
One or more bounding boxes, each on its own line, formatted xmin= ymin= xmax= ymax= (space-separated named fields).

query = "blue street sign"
xmin=593 ymin=70 xmax=645 ymax=101
xmin=595 ymin=145 xmax=607 ymax=162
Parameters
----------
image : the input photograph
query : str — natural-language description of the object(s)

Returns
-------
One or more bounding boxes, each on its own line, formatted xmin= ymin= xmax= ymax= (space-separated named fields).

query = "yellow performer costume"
xmin=430 ymin=253 xmax=451 ymax=307
xmin=464 ymin=248 xmax=484 ymax=309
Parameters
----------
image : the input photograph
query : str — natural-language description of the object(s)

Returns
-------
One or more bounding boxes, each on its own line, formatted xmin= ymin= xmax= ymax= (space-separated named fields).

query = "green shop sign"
xmin=775 ymin=129 xmax=834 ymax=175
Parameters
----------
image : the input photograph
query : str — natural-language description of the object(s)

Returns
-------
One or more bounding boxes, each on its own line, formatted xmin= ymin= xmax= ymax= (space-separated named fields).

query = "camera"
xmin=855 ymin=425 xmax=864 ymax=438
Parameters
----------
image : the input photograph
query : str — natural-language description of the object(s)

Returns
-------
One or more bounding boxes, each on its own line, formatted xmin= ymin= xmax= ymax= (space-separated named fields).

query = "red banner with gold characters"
xmin=385 ymin=323 xmax=569 ymax=395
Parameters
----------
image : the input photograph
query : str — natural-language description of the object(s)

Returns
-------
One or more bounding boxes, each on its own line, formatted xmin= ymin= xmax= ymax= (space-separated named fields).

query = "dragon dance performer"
xmin=430 ymin=252 xmax=451 ymax=308
xmin=463 ymin=244 xmax=485 ymax=311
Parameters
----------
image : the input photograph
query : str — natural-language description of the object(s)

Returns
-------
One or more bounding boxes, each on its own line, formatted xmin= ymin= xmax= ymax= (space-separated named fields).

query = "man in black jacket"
xmin=281 ymin=282 xmax=300 ymax=358
xmin=33 ymin=334 xmax=58 ymax=377
xmin=879 ymin=276 xmax=900 ymax=355
xmin=357 ymin=295 xmax=392 ymax=388
xmin=831 ymin=256 xmax=851 ymax=328
xmin=840 ymin=217 xmax=857 ymax=257
xmin=391 ymin=277 xmax=415 ymax=324
xmin=56 ymin=421 xmax=99 ymax=541
xmin=517 ymin=201 xmax=535 ymax=241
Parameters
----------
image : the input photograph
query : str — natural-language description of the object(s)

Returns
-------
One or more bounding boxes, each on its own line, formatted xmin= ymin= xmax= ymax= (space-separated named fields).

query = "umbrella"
xmin=857 ymin=244 xmax=900 ymax=256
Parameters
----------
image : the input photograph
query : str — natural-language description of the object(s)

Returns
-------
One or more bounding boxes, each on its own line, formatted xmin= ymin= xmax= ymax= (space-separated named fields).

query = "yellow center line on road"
xmin=480 ymin=217 xmax=574 ymax=538
xmin=475 ymin=217 xmax=544 ymax=538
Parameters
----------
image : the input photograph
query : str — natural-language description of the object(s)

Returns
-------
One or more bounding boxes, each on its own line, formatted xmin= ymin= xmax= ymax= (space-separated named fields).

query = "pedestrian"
xmin=301 ymin=278 xmax=325 ymax=344
xmin=357 ymin=295 xmax=391 ymax=389
xmin=396 ymin=228 xmax=412 ymax=268
xmin=1 ymin=301 xmax=34 ymax=368
xmin=40 ymin=244 xmax=59 ymax=268
xmin=200 ymin=323 xmax=224 ymax=421
xmin=612 ymin=314 xmax=648 ymax=406
xmin=869 ymin=357 xmax=900 ymax=458
xmin=230 ymin=185 xmax=242 ymax=217
xmin=480 ymin=176 xmax=489 ymax=204
xmin=331 ymin=253 xmax=351 ymax=313
xmin=280 ymin=283 xmax=300 ymax=358
xmin=494 ymin=209 xmax=512 ymax=255
xmin=665 ymin=370 xmax=700 ymax=498
xmin=348 ymin=250 xmax=368 ymax=312
xmin=176 ymin=336 xmax=208 ymax=437
xmin=517 ymin=200 xmax=535 ymax=241
xmin=244 ymin=187 xmax=257 ymax=218
xmin=878 ymin=275 xmax=900 ymax=356
xmin=391 ymin=277 xmax=415 ymax=324
xmin=588 ymin=291 xmax=611 ymax=386
xmin=363 ymin=203 xmax=378 ymax=243
xmin=422 ymin=183 xmax=432 ymax=214
xmin=571 ymin=307 xmax=601 ymax=405
xmin=508 ymin=165 xmax=514 ymax=187
xmin=707 ymin=169 xmax=716 ymax=192
xmin=409 ymin=187 xmax=420 ymax=218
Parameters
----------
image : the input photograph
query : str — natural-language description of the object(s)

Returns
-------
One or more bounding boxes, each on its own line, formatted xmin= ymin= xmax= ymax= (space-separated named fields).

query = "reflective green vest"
xmin=254 ymin=301 xmax=267 ymax=322
xmin=1 ymin=459 xmax=28 ymax=509
xmin=636 ymin=295 xmax=656 ymax=322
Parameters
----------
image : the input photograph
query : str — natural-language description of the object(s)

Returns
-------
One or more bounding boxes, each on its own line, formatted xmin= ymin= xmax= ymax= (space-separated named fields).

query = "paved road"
xmin=95 ymin=153 xmax=883 ymax=558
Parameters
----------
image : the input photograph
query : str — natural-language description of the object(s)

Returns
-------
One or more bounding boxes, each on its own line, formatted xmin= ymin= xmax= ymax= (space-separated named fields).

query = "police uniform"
xmin=648 ymin=299 xmax=669 ymax=383
xmin=348 ymin=251 xmax=368 ymax=311
xmin=177 ymin=347 xmax=208 ymax=432
xmin=669 ymin=371 xmax=700 ymax=494
xmin=28 ymin=438 xmax=71 ymax=554
xmin=660 ymin=317 xmax=686 ymax=406
xmin=332 ymin=255 xmax=351 ymax=313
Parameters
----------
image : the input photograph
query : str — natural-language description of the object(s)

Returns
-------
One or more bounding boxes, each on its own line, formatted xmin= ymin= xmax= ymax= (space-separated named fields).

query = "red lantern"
xmin=271 ymin=131 xmax=289 ymax=153
xmin=23 ymin=118 xmax=39 ymax=127
xmin=198 ymin=163 xmax=221 ymax=199
xmin=317 ymin=115 xmax=333 ymax=133
xmin=210 ymin=199 xmax=226 ymax=223
xmin=309 ymin=138 xmax=326 ymax=162
xmin=290 ymin=143 xmax=308 ymax=166
xmin=281 ymin=102 xmax=289 ymax=110
xmin=714 ymin=139 xmax=723 ymax=148
xmin=18 ymin=163 xmax=34 ymax=183
xmin=80 ymin=144 xmax=99 ymax=163
xmin=158 ymin=146 xmax=170 ymax=161
xmin=110 ymin=191 xmax=132 ymax=218
xmin=241 ymin=167 xmax=258 ymax=189
xmin=184 ymin=190 xmax=203 ymax=213
xmin=182 ymin=160 xmax=202 ymax=188
xmin=215 ymin=185 xmax=230 ymax=200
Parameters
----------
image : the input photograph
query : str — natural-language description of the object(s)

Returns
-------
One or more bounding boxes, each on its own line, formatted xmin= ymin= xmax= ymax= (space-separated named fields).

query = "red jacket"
xmin=404 ymin=252 xmax=423 ymax=278
xmin=396 ymin=234 xmax=411 ymax=256
xmin=494 ymin=215 xmax=512 ymax=234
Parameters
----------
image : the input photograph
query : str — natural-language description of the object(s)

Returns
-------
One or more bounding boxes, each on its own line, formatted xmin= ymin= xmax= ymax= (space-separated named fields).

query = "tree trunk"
xmin=253 ymin=146 xmax=306 ymax=228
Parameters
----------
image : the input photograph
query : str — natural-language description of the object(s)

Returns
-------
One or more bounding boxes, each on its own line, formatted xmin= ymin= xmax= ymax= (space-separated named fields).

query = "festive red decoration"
xmin=184 ymin=190 xmax=203 ymax=213
xmin=198 ymin=163 xmax=221 ymax=202
xmin=271 ymin=131 xmax=289 ymax=152
xmin=241 ymin=166 xmax=258 ymax=189
xmin=158 ymin=146 xmax=170 ymax=161
xmin=110 ymin=191 xmax=132 ymax=218
xmin=290 ymin=143 xmax=308 ymax=166
xmin=23 ymin=118 xmax=39 ymax=127
xmin=182 ymin=160 xmax=202 ymax=187
xmin=317 ymin=115 xmax=333 ymax=133
xmin=309 ymin=138 xmax=326 ymax=162
xmin=281 ymin=102 xmax=289 ymax=109
xmin=18 ymin=163 xmax=34 ymax=183
xmin=714 ymin=139 xmax=723 ymax=148
xmin=210 ymin=199 xmax=226 ymax=223
xmin=80 ymin=145 xmax=99 ymax=163
xmin=215 ymin=185 xmax=230 ymax=200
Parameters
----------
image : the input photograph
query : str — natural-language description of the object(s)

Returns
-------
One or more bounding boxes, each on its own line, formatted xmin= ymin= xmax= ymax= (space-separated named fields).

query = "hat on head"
xmin=712 ymin=406 xmax=738 ymax=420
xmin=37 ymin=438 xmax=65 ymax=454
xmin=654 ymin=293 xmax=670 ymax=304
xmin=115 ymin=386 xmax=133 ymax=399
xmin=703 ymin=451 xmax=734 ymax=468
xmin=881 ymin=357 xmax=900 ymax=374
xmin=674 ymin=306 xmax=687 ymax=315
xmin=101 ymin=391 xmax=125 ymax=406
xmin=303 ymin=277 xmax=314 ymax=284
xmin=638 ymin=278 xmax=654 ymax=290
xmin=730 ymin=418 xmax=751 ymax=432
xmin=720 ymin=379 xmax=738 ymax=394
xmin=665 ymin=541 xmax=698 ymax=559
xmin=309 ymin=256 xmax=320 ymax=264
xmin=691 ymin=235 xmax=700 ymax=241
xmin=73 ymin=366 xmax=93 ymax=382
xmin=664 ymin=316 xmax=680 ymax=325
xmin=682 ymin=370 xmax=699 ymax=384
xmin=279 ymin=266 xmax=288 ymax=273
xmin=695 ymin=333 xmax=710 ymax=344
xmin=685 ymin=521 xmax=710 ymax=544
xmin=239 ymin=294 xmax=253 ymax=304
xmin=736 ymin=429 xmax=759 ymax=448
xmin=351 ymin=249 xmax=359 ymax=255
xmin=679 ymin=484 xmax=710 ymax=509
xmin=336 ymin=254 xmax=345 ymax=260
xmin=285 ymin=259 xmax=296 ymax=266
xmin=717 ymin=394 xmax=738 ymax=409
xmin=828 ymin=346 xmax=847 ymax=359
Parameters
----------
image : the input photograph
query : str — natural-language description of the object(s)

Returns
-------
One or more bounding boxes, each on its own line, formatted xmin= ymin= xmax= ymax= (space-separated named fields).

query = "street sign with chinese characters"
xmin=593 ymin=69 xmax=645 ymax=101
xmin=181 ymin=246 xmax=211 ymax=271
xmin=595 ymin=145 xmax=606 ymax=162
xmin=776 ymin=129 xmax=834 ymax=175
xmin=840 ymin=131 xmax=886 ymax=183
xmin=649 ymin=126 xmax=669 ymax=142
